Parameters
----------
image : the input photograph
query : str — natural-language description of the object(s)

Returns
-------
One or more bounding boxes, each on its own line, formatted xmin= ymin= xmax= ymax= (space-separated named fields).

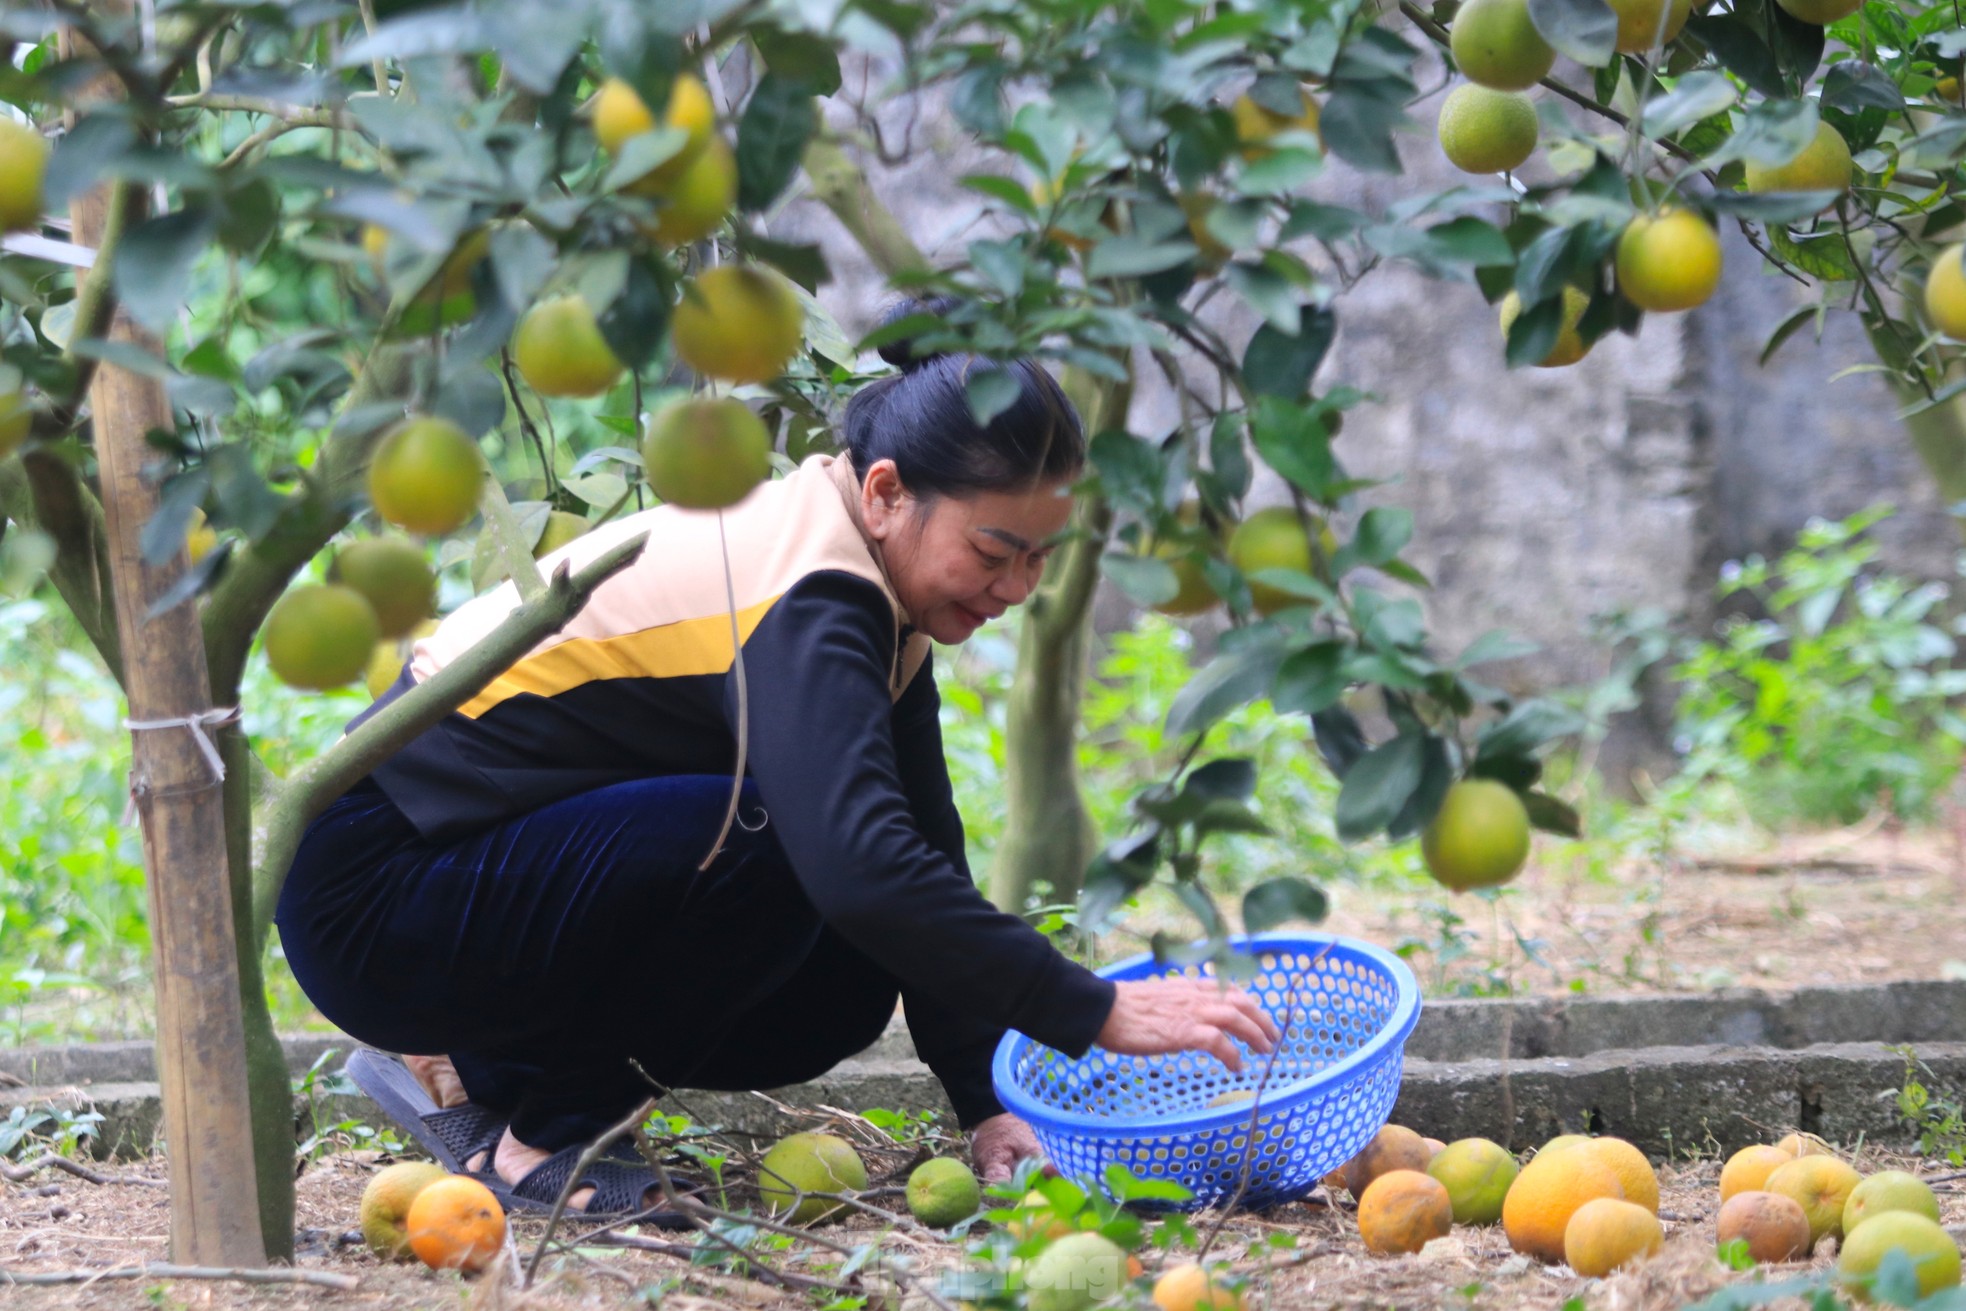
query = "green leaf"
xmin=1250 ymin=395 xmax=1334 ymax=498
xmin=1457 ymin=630 xmax=1541 ymax=667
xmin=113 ymin=206 xmax=219 ymax=334
xmin=1700 ymin=97 xmax=1819 ymax=171
xmin=1526 ymin=0 xmax=1618 ymax=68
xmin=963 ymin=174 xmax=1039 ymax=215
xmin=1640 ymin=71 xmax=1738 ymax=139
xmin=966 ymin=370 xmax=1021 ymax=427
xmin=1335 ymin=732 xmax=1425 ymax=841
xmin=43 ymin=114 xmax=136 ymax=211
xmin=1166 ymin=638 xmax=1287 ymax=738
xmin=738 ymin=73 xmax=818 ymax=212
xmin=1226 ymin=263 xmax=1302 ymax=334
xmin=602 ymin=127 xmax=690 ymax=193
xmin=1185 ymin=758 xmax=1259 ymax=803
xmin=596 ymin=256 xmax=670 ymax=370
xmin=1387 ymin=734 xmax=1453 ymax=841
xmin=1087 ymin=236 xmax=1200 ymax=278
xmin=1504 ymin=293 xmax=1564 ymax=370
xmin=731 ymin=232 xmax=830 ymax=292
xmin=1273 ymin=641 xmax=1347 ymax=716
xmin=1523 ymin=790 xmax=1583 ymax=836
xmin=751 ymin=27 xmax=843 ymax=96
xmin=1469 ymin=752 xmax=1543 ymax=790
xmin=1685 ymin=14 xmax=1785 ymax=99
xmin=1243 ymin=308 xmax=1336 ymax=399
xmin=1705 ymin=190 xmax=1845 ymax=223
xmin=1242 ymin=878 xmax=1330 ymax=933
xmin=1759 ymin=304 xmax=1818 ymax=366
xmin=1476 ymin=699 xmax=1585 ymax=760
xmin=1354 ymin=507 xmax=1413 ymax=565
xmin=1821 ymin=59 xmax=1903 ymax=113
xmin=1311 ymin=706 xmax=1368 ymax=775
xmin=1101 ymin=551 xmax=1181 ymax=606
xmin=1768 ymin=225 xmax=1857 ymax=282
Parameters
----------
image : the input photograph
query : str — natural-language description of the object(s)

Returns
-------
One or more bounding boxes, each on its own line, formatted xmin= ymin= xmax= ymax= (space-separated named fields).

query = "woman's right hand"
xmin=1093 ymin=976 xmax=1281 ymax=1071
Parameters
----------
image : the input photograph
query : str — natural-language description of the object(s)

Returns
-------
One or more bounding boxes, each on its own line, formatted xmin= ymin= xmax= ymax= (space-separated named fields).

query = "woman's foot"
xmin=405 ymin=1053 xmax=469 ymax=1109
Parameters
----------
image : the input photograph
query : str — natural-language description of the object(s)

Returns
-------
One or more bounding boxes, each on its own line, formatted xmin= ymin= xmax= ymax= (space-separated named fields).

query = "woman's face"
xmin=859 ymin=460 xmax=1076 ymax=645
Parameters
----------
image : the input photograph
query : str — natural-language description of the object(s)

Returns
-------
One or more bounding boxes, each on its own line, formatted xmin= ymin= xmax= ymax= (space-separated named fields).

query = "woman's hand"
xmin=1094 ymin=976 xmax=1281 ymax=1070
xmin=970 ymin=1112 xmax=1043 ymax=1184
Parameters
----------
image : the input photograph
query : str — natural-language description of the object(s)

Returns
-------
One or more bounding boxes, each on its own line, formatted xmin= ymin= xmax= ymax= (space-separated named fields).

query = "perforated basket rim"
xmin=991 ymin=931 xmax=1421 ymax=1139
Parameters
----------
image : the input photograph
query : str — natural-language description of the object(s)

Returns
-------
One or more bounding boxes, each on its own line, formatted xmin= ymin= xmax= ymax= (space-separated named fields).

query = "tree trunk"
xmin=986 ymin=365 xmax=1132 ymax=915
xmin=74 ymin=180 xmax=266 ymax=1266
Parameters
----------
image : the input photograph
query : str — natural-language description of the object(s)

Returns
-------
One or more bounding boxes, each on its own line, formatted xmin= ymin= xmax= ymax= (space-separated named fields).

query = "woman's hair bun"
xmin=874 ymin=294 xmax=963 ymax=373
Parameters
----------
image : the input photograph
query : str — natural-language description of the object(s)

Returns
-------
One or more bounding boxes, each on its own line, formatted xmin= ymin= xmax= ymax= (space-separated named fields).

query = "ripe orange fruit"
xmin=263 ymin=584 xmax=382 ymax=690
xmin=0 ymin=117 xmax=48 ymax=233
xmin=1616 ymin=208 xmax=1722 ymax=313
xmin=1721 ymin=1145 xmax=1797 ymax=1201
xmin=513 ymin=294 xmax=625 ymax=398
xmin=1231 ymin=88 xmax=1321 ymax=159
xmin=1450 ymin=0 xmax=1555 ymax=91
xmin=1343 ymin=1125 xmax=1433 ymax=1199
xmin=1539 ymin=1134 xmax=1593 ymax=1157
xmin=641 ymin=395 xmax=773 ymax=510
xmin=1357 ymin=1170 xmax=1454 ymax=1255
xmin=1773 ymin=1132 xmax=1831 ymax=1158
xmin=1498 ymin=287 xmax=1591 ymax=367
xmin=1502 ymin=1147 xmax=1625 ymax=1262
xmin=1226 ymin=506 xmax=1315 ymax=615
xmin=671 ymin=264 xmax=805 ymax=384
xmin=1717 ymin=1190 xmax=1812 ymax=1264
xmin=594 ymin=74 xmax=716 ymax=193
xmin=331 ymin=538 xmax=435 ymax=638
xmin=405 ymin=1173 xmax=506 ymax=1274
xmin=359 ymin=1160 xmax=450 ymax=1261
xmin=1427 ymin=1137 xmax=1519 ymax=1225
xmin=1152 ymin=1261 xmax=1247 ymax=1311
xmin=648 ymin=134 xmax=737 ymax=247
xmin=368 ymin=416 xmax=483 ymax=537
xmin=1839 ymin=1212 xmax=1963 ymax=1301
xmin=1764 ymin=1153 xmax=1861 ymax=1248
xmin=1743 ymin=122 xmax=1852 ymax=206
xmin=1603 ymin=0 xmax=1692 ymax=52
xmin=1573 ymin=1137 xmax=1659 ymax=1213
xmin=1563 ymin=1197 xmax=1663 ymax=1276
xmin=1844 ymin=1170 xmax=1941 ymax=1233
xmin=1422 ymin=779 xmax=1532 ymax=891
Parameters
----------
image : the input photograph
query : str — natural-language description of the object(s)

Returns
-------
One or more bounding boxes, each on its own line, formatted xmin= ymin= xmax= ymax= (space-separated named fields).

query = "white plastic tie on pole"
xmin=121 ymin=706 xmax=241 ymax=822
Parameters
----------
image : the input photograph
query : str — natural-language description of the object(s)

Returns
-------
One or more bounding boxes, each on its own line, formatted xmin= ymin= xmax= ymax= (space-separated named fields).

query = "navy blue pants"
xmin=276 ymin=775 xmax=899 ymax=1150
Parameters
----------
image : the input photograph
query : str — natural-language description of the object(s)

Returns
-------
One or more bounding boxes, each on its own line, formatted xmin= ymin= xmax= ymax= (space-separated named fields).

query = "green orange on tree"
xmin=671 ymin=264 xmax=805 ymax=384
xmin=1616 ymin=209 xmax=1723 ymax=313
xmin=642 ymin=396 xmax=773 ymax=510
xmin=263 ymin=584 xmax=381 ymax=690
xmin=1421 ymin=779 xmax=1531 ymax=890
xmin=512 ymin=294 xmax=625 ymax=399
xmin=331 ymin=538 xmax=436 ymax=639
xmin=368 ymin=416 xmax=484 ymax=537
xmin=0 ymin=117 xmax=47 ymax=232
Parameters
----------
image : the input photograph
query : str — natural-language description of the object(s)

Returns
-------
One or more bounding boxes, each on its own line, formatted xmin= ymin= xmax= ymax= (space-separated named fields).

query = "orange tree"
xmin=0 ymin=0 xmax=1958 ymax=1265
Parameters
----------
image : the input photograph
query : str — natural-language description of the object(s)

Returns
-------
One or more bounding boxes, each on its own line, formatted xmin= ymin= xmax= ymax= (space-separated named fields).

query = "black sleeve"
xmin=890 ymin=657 xmax=1011 ymax=1128
xmin=729 ymin=572 xmax=1116 ymax=1071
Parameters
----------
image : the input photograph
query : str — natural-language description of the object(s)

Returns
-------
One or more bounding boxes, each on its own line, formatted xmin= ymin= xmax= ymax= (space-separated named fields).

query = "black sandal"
xmin=488 ymin=1143 xmax=700 ymax=1224
xmin=344 ymin=1048 xmax=507 ymax=1174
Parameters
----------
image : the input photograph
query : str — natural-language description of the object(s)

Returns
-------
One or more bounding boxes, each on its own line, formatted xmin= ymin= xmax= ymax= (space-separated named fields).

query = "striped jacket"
xmin=351 ymin=454 xmax=1115 ymax=1124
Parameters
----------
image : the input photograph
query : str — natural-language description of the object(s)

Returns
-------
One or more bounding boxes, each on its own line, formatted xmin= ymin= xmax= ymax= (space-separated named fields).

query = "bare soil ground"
xmin=2 ymin=1139 xmax=1962 ymax=1311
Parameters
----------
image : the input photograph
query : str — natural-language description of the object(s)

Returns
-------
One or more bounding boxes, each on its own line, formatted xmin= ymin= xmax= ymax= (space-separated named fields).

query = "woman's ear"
xmin=859 ymin=458 xmax=907 ymax=541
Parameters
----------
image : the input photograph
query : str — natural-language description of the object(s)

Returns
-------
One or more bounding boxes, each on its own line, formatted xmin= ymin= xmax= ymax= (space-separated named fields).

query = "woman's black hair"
xmin=841 ymin=295 xmax=1085 ymax=499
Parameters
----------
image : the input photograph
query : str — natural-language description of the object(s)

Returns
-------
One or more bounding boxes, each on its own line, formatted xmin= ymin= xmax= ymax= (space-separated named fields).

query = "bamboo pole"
xmin=71 ymin=175 xmax=266 ymax=1266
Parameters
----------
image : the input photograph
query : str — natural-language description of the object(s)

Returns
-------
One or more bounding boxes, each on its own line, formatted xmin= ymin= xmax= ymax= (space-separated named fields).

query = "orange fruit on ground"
xmin=406 ymin=1173 xmax=505 ymax=1274
xmin=1839 ymin=1212 xmax=1963 ymax=1301
xmin=1844 ymin=1170 xmax=1941 ymax=1234
xmin=593 ymin=74 xmax=716 ymax=192
xmin=359 ymin=1160 xmax=450 ymax=1261
xmin=1423 ymin=1137 xmax=1447 ymax=1159
xmin=331 ymin=538 xmax=435 ymax=639
xmin=263 ymin=584 xmax=381 ymax=690
xmin=1539 ymin=1133 xmax=1592 ymax=1157
xmin=647 ymin=134 xmax=737 ymax=247
xmin=1574 ymin=1137 xmax=1659 ymax=1213
xmin=1343 ymin=1125 xmax=1433 ymax=1199
xmin=512 ymin=294 xmax=625 ymax=398
xmin=1774 ymin=1132 xmax=1831 ymax=1158
xmin=0 ymin=117 xmax=49 ymax=232
xmin=1721 ymin=1145 xmax=1797 ymax=1201
xmin=1564 ymin=1197 xmax=1663 ymax=1276
xmin=641 ymin=395 xmax=773 ymax=510
xmin=1357 ymin=1170 xmax=1454 ymax=1256
xmin=1764 ymin=1154 xmax=1862 ymax=1248
xmin=1718 ymin=1190 xmax=1812 ymax=1264
xmin=1502 ymin=1147 xmax=1626 ymax=1263
xmin=670 ymin=264 xmax=805 ymax=384
xmin=1007 ymin=1189 xmax=1075 ymax=1243
xmin=1422 ymin=779 xmax=1532 ymax=892
xmin=368 ymin=416 xmax=483 ymax=537
xmin=1152 ymin=1261 xmax=1247 ymax=1311
xmin=1427 ymin=1137 xmax=1519 ymax=1225
xmin=1616 ymin=208 xmax=1722 ymax=313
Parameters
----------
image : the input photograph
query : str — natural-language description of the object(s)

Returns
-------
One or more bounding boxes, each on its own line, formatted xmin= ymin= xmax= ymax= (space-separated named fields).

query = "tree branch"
xmin=250 ymin=532 xmax=648 ymax=945
xmin=802 ymin=134 xmax=930 ymax=278
xmin=0 ymin=451 xmax=122 ymax=680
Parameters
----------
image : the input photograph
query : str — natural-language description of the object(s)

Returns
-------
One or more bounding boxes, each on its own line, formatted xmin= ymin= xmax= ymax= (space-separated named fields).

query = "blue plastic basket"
xmin=991 ymin=932 xmax=1421 ymax=1212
